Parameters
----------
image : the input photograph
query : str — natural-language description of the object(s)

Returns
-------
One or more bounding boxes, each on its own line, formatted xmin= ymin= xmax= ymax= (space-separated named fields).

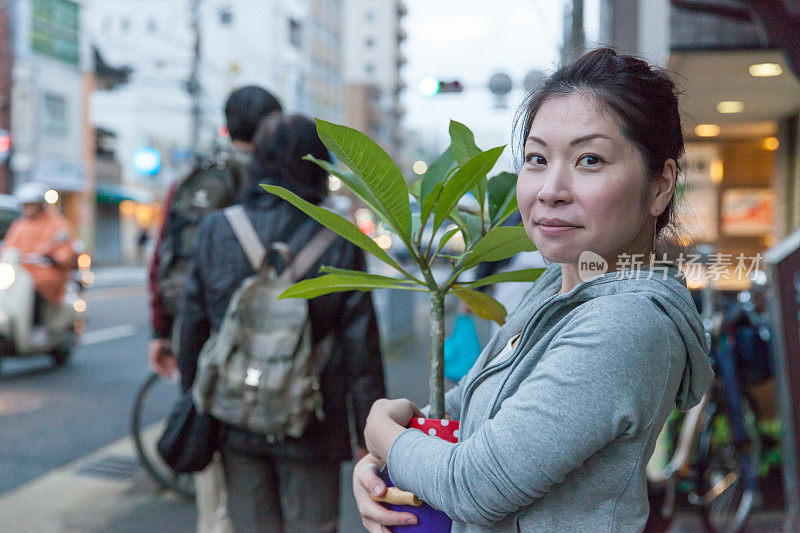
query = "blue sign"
xmin=132 ymin=147 xmax=161 ymax=176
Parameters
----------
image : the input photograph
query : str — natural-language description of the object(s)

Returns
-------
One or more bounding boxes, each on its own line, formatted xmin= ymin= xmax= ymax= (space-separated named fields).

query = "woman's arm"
xmin=385 ymin=296 xmax=674 ymax=526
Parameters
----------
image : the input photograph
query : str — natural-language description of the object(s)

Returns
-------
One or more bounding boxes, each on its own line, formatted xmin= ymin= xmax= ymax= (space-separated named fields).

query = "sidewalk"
xmin=0 ymin=290 xmax=438 ymax=533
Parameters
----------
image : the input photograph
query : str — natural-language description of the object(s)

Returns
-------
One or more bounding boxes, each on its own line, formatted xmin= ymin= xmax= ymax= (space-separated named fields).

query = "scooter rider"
xmin=2 ymin=182 xmax=75 ymax=325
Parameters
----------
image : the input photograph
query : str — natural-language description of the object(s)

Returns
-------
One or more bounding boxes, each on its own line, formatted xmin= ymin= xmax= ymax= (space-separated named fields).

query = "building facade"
xmin=342 ymin=0 xmax=407 ymax=164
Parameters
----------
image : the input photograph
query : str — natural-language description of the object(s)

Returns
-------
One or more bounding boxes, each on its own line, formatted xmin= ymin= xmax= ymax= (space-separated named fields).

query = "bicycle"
xmin=647 ymin=264 xmax=769 ymax=532
xmin=130 ymin=372 xmax=196 ymax=500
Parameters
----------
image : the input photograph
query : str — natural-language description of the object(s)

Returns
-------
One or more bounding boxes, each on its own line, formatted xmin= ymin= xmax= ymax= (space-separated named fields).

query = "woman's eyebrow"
xmin=526 ymin=133 xmax=613 ymax=147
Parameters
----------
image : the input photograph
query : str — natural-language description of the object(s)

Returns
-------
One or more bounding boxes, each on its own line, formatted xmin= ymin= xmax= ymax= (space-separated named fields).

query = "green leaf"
xmin=261 ymin=184 xmax=410 ymax=276
xmin=487 ymin=172 xmax=517 ymax=222
xmin=303 ymin=155 xmax=391 ymax=226
xmin=454 ymin=288 xmax=507 ymax=325
xmin=319 ymin=266 xmax=423 ymax=285
xmin=434 ymin=227 xmax=461 ymax=257
xmin=420 ymin=181 xmax=444 ymax=225
xmin=495 ymin=195 xmax=519 ymax=226
xmin=433 ymin=146 xmax=505 ymax=233
xmin=460 ymin=211 xmax=484 ymax=244
xmin=466 ymin=268 xmax=546 ymax=289
xmin=449 ymin=121 xmax=486 ymax=210
xmin=280 ymin=274 xmax=423 ymax=300
xmin=421 ymin=148 xmax=456 ymax=201
xmin=462 ymin=226 xmax=537 ymax=270
xmin=449 ymin=120 xmax=481 ymax=165
xmin=315 ymin=119 xmax=412 ymax=239
xmin=409 ymin=179 xmax=422 ymax=200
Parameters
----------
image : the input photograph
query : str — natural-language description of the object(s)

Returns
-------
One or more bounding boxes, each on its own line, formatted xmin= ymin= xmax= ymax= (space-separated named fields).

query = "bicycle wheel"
xmin=695 ymin=397 xmax=760 ymax=533
xmin=130 ymin=372 xmax=196 ymax=500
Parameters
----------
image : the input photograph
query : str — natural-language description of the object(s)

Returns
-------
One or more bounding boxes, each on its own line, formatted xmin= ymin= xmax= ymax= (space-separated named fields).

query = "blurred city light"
xmin=764 ymin=137 xmax=780 ymax=151
xmin=328 ymin=175 xmax=342 ymax=192
xmin=73 ymin=299 xmax=87 ymax=313
xmin=374 ymin=234 xmax=392 ymax=250
xmin=716 ymin=101 xmax=744 ymax=114
xmin=418 ymin=76 xmax=440 ymax=97
xmin=412 ymin=161 xmax=428 ymax=174
xmin=0 ymin=263 xmax=15 ymax=290
xmin=132 ymin=147 xmax=161 ymax=176
xmin=710 ymin=160 xmax=724 ymax=184
xmin=748 ymin=63 xmax=783 ymax=77
xmin=119 ymin=200 xmax=136 ymax=217
xmin=695 ymin=124 xmax=721 ymax=137
xmin=44 ymin=189 xmax=59 ymax=204
xmin=77 ymin=253 xmax=91 ymax=270
xmin=217 ymin=125 xmax=229 ymax=138
xmin=358 ymin=219 xmax=375 ymax=235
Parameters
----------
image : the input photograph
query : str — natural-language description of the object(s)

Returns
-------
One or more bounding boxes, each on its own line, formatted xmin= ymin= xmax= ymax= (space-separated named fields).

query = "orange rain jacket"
xmin=3 ymin=209 xmax=75 ymax=304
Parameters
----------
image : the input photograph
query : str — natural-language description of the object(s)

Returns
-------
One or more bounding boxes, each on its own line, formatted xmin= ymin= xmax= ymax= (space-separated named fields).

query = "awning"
xmin=95 ymin=183 xmax=153 ymax=205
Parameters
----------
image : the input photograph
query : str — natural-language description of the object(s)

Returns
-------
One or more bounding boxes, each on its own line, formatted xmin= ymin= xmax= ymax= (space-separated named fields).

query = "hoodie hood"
xmin=538 ymin=263 xmax=713 ymax=411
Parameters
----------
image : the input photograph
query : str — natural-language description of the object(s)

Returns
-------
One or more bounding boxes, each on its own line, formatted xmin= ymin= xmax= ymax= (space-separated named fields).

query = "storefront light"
xmin=763 ymin=137 xmax=779 ymax=151
xmin=695 ymin=124 xmax=720 ymax=138
xmin=328 ymin=175 xmax=342 ymax=192
xmin=710 ymin=160 xmax=723 ymax=184
xmin=716 ymin=101 xmax=744 ymax=114
xmin=748 ymin=63 xmax=782 ymax=77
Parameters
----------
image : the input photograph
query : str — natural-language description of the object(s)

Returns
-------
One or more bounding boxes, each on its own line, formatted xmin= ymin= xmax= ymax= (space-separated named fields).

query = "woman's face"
xmin=517 ymin=92 xmax=660 ymax=266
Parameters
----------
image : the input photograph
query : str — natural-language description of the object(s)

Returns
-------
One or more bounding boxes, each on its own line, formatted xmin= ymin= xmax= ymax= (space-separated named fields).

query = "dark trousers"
xmin=220 ymin=450 xmax=340 ymax=533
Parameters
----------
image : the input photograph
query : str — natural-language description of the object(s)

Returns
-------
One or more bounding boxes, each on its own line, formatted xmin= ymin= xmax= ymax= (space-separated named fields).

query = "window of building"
xmin=40 ymin=94 xmax=67 ymax=137
xmin=219 ymin=7 xmax=233 ymax=25
xmin=365 ymin=10 xmax=374 ymax=22
xmin=365 ymin=64 xmax=375 ymax=74
xmin=146 ymin=17 xmax=157 ymax=33
xmin=120 ymin=17 xmax=130 ymax=32
xmin=289 ymin=19 xmax=302 ymax=48
xmin=365 ymin=37 xmax=375 ymax=47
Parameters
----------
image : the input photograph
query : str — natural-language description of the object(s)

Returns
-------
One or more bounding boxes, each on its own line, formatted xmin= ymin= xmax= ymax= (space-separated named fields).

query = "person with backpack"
xmin=148 ymin=85 xmax=282 ymax=379
xmin=178 ymin=113 xmax=386 ymax=532
xmin=147 ymin=86 xmax=281 ymax=533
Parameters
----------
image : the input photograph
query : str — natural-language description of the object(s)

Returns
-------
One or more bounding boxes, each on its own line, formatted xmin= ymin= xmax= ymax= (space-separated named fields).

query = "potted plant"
xmin=262 ymin=119 xmax=544 ymax=530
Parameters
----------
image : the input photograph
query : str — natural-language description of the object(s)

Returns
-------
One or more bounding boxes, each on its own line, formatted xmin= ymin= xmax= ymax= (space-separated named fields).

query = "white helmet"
xmin=15 ymin=182 xmax=49 ymax=206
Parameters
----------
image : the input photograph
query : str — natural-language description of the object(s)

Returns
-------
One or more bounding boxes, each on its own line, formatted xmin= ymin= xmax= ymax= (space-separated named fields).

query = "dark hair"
xmin=224 ymin=86 xmax=282 ymax=143
xmin=515 ymin=47 xmax=684 ymax=242
xmin=248 ymin=114 xmax=331 ymax=204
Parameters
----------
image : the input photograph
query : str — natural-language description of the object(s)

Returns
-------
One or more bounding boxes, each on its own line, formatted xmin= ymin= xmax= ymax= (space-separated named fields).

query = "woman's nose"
xmin=536 ymin=165 xmax=572 ymax=206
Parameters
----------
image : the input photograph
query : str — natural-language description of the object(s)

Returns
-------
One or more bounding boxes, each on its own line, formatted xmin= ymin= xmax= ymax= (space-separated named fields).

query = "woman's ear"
xmin=651 ymin=158 xmax=677 ymax=217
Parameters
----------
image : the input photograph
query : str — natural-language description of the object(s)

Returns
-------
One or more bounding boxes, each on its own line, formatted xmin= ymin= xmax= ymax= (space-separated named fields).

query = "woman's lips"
xmin=537 ymin=224 xmax=579 ymax=236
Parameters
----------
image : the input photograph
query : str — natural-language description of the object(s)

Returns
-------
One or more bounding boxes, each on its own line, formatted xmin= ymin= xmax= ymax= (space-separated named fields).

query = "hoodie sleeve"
xmin=387 ymin=295 xmax=680 ymax=526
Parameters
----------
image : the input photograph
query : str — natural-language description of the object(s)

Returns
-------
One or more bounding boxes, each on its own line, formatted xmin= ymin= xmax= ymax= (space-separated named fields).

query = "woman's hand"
xmin=353 ymin=453 xmax=418 ymax=532
xmin=365 ymin=398 xmax=423 ymax=461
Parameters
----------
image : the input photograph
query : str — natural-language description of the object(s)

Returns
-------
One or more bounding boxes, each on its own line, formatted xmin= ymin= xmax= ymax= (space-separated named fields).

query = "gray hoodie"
xmin=387 ymin=263 xmax=713 ymax=532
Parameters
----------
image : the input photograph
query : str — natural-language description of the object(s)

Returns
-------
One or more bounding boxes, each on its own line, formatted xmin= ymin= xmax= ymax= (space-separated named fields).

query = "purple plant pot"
xmin=380 ymin=468 xmax=452 ymax=532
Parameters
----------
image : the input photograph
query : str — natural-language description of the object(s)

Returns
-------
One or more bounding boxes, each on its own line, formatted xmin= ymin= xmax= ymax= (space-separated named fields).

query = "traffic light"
xmin=418 ymin=77 xmax=463 ymax=97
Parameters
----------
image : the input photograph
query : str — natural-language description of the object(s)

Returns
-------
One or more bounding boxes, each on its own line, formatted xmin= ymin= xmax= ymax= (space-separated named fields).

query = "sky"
xmin=400 ymin=0 xmax=570 ymax=169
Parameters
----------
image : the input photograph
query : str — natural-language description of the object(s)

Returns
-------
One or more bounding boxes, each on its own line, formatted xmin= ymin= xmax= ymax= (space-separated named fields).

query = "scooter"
xmin=0 ymin=248 xmax=86 ymax=377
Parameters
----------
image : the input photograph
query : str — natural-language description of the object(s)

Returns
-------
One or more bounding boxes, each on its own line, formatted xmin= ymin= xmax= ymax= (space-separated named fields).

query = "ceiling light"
xmin=716 ymin=101 xmax=744 ymax=114
xmin=763 ymin=137 xmax=779 ymax=151
xmin=695 ymin=124 xmax=720 ymax=137
xmin=749 ymin=63 xmax=782 ymax=77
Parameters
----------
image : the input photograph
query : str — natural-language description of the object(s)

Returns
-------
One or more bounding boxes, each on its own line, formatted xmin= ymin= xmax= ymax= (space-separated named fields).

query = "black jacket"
xmin=178 ymin=179 xmax=386 ymax=463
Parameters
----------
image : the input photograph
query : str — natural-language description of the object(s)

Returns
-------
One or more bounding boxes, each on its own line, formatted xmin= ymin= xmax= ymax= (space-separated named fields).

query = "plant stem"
xmin=428 ymin=290 xmax=446 ymax=419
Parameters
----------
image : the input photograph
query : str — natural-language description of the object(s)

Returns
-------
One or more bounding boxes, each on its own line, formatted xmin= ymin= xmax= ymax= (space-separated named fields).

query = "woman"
xmin=353 ymin=48 xmax=714 ymax=532
xmin=179 ymin=113 xmax=385 ymax=532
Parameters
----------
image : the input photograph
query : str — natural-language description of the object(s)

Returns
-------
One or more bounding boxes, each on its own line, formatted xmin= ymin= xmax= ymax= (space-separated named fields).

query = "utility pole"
xmin=562 ymin=0 xmax=586 ymax=64
xmin=188 ymin=0 xmax=202 ymax=159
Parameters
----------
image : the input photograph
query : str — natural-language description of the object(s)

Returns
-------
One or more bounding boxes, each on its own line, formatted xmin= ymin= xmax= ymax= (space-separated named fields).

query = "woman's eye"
xmin=525 ymin=153 xmax=546 ymax=165
xmin=578 ymin=154 xmax=604 ymax=167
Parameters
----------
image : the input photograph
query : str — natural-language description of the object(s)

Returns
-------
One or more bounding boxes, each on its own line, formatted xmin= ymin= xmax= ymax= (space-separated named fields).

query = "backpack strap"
xmin=279 ymin=229 xmax=338 ymax=283
xmin=224 ymin=205 xmax=266 ymax=271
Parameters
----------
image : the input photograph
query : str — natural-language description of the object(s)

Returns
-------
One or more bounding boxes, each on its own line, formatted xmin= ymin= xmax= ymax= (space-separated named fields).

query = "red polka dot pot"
xmin=382 ymin=418 xmax=459 ymax=532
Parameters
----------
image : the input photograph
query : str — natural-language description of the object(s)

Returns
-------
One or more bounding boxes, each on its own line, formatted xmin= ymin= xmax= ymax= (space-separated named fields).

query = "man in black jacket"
xmin=178 ymin=114 xmax=385 ymax=532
